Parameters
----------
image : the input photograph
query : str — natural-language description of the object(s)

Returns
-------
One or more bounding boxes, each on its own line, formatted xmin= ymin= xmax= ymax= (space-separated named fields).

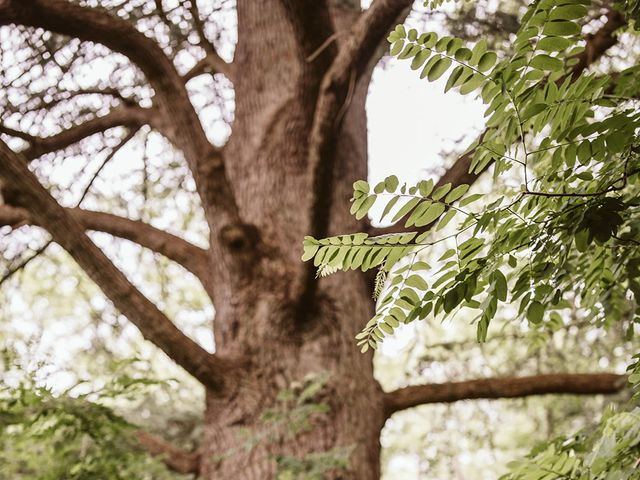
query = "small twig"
xmin=77 ymin=128 xmax=139 ymax=205
xmin=0 ymin=239 xmax=53 ymax=287
xmin=306 ymin=32 xmax=341 ymax=63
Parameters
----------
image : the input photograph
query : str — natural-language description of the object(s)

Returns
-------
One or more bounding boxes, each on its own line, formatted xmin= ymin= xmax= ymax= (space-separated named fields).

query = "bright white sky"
xmin=368 ymin=59 xmax=485 ymax=185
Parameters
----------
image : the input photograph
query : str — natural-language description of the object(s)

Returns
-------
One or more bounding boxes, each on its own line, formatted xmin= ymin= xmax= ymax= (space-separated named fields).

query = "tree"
xmin=0 ymin=0 xmax=635 ymax=478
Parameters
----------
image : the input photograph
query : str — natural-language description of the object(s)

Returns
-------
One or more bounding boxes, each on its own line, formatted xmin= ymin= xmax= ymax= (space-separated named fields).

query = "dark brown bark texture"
xmin=0 ymin=1 xmax=629 ymax=478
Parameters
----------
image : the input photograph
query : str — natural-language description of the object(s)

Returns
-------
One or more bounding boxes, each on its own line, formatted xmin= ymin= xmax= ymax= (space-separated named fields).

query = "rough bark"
xmin=383 ymin=373 xmax=628 ymax=417
xmin=0 ymin=1 xmax=631 ymax=479
xmin=0 ymin=140 xmax=236 ymax=393
xmin=134 ymin=431 xmax=201 ymax=475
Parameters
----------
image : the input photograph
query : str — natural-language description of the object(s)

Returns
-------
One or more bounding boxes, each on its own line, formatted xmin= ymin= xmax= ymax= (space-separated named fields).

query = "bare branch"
xmin=295 ymin=0 xmax=413 ymax=303
xmin=0 ymin=238 xmax=52 ymax=287
xmin=0 ymin=139 xmax=232 ymax=392
xmin=183 ymin=52 xmax=234 ymax=83
xmin=0 ymin=205 xmax=212 ymax=293
xmin=570 ymin=9 xmax=626 ymax=80
xmin=0 ymin=124 xmax=36 ymax=142
xmin=383 ymin=373 xmax=628 ymax=416
xmin=183 ymin=0 xmax=234 ymax=81
xmin=134 ymin=430 xmax=200 ymax=475
xmin=1 ymin=105 xmax=154 ymax=162
xmin=0 ymin=0 xmax=242 ymax=234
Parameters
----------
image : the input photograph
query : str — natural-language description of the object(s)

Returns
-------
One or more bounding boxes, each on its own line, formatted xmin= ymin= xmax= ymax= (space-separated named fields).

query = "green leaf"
xmin=459 ymin=73 xmax=485 ymax=95
xmin=418 ymin=179 xmax=435 ymax=197
xmin=537 ymin=36 xmax=572 ymax=51
xmin=411 ymin=48 xmax=431 ymax=70
xmin=477 ymin=317 xmax=489 ymax=342
xmin=445 ymin=65 xmax=465 ymax=93
xmin=432 ymin=183 xmax=452 ymax=201
xmin=454 ymin=47 xmax=472 ymax=61
xmin=542 ymin=20 xmax=581 ymax=37
xmin=406 ymin=275 xmax=428 ymax=290
xmin=459 ymin=193 xmax=482 ymax=207
xmin=355 ymin=195 xmax=376 ymax=220
xmin=526 ymin=301 xmax=544 ymax=324
xmin=577 ymin=140 xmax=591 ymax=165
xmin=436 ymin=209 xmax=457 ymax=231
xmin=302 ymin=244 xmax=319 ymax=262
xmin=428 ymin=56 xmax=452 ymax=81
xmin=530 ymin=54 xmax=564 ymax=72
xmin=392 ymin=197 xmax=421 ymax=223
xmin=549 ymin=4 xmax=587 ymax=20
xmin=522 ymin=103 xmax=547 ymax=122
xmin=444 ymin=184 xmax=469 ymax=203
xmin=469 ymin=39 xmax=488 ymax=66
xmin=390 ymin=40 xmax=404 ymax=56
xmin=380 ymin=196 xmax=400 ymax=221
xmin=385 ymin=175 xmax=400 ymax=192
xmin=353 ymin=180 xmax=369 ymax=193
xmin=477 ymin=51 xmax=497 ymax=72
xmin=414 ymin=202 xmax=446 ymax=227
xmin=493 ymin=269 xmax=508 ymax=301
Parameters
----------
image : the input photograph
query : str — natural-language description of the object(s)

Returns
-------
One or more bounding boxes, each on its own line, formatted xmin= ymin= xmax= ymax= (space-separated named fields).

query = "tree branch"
xmin=295 ymin=0 xmax=413 ymax=303
xmin=17 ymin=105 xmax=154 ymax=161
xmin=383 ymin=373 xmax=628 ymax=417
xmin=0 ymin=205 xmax=212 ymax=293
xmin=570 ymin=9 xmax=626 ymax=80
xmin=183 ymin=52 xmax=234 ymax=83
xmin=0 ymin=0 xmax=242 ymax=237
xmin=368 ymin=9 xmax=628 ymax=237
xmin=0 ymin=139 xmax=232 ymax=392
xmin=306 ymin=0 xmax=413 ymax=235
xmin=280 ymin=0 xmax=336 ymax=68
xmin=134 ymin=430 xmax=200 ymax=475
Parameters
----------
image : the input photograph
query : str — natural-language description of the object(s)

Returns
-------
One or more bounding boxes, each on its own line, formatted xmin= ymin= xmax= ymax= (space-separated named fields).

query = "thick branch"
xmin=0 ymin=0 xmax=242 ymax=236
xmin=295 ymin=0 xmax=413 ymax=303
xmin=134 ymin=431 xmax=200 ymax=475
xmin=0 ymin=205 xmax=212 ymax=292
xmin=383 ymin=373 xmax=627 ymax=416
xmin=306 ymin=0 xmax=413 ymax=236
xmin=570 ymin=9 xmax=626 ymax=79
xmin=13 ymin=105 xmax=154 ymax=161
xmin=369 ymin=9 xmax=628 ymax=237
xmin=0 ymin=139 xmax=232 ymax=392
xmin=184 ymin=52 xmax=234 ymax=83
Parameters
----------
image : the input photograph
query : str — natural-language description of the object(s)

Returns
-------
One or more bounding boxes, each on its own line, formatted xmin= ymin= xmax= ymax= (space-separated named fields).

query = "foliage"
xmin=304 ymin=0 xmax=640 ymax=476
xmin=502 ymin=405 xmax=640 ymax=479
xmin=0 ymin=354 xmax=184 ymax=480
xmin=214 ymin=372 xmax=353 ymax=479
xmin=304 ymin=0 xmax=640 ymax=352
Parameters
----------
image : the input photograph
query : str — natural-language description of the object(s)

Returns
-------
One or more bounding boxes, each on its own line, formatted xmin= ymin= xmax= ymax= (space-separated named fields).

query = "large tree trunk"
xmin=200 ymin=3 xmax=386 ymax=478
xmin=0 ymin=2 xmax=629 ymax=479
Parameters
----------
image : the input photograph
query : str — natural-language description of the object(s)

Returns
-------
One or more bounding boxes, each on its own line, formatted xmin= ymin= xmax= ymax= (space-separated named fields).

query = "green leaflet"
xmin=530 ymin=54 xmax=564 ymax=72
xmin=307 ymin=0 xmax=640 ymax=365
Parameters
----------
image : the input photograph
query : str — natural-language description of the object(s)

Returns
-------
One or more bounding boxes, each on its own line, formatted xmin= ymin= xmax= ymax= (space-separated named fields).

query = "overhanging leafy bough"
xmin=303 ymin=0 xmax=640 ymax=353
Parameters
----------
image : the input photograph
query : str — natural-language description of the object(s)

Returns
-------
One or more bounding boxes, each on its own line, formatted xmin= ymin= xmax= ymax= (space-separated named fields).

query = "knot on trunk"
xmin=220 ymin=222 xmax=259 ymax=255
